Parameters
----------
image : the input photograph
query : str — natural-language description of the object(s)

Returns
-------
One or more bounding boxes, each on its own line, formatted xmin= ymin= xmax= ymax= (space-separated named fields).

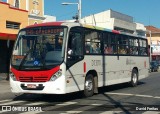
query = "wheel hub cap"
xmin=85 ymin=80 xmax=93 ymax=91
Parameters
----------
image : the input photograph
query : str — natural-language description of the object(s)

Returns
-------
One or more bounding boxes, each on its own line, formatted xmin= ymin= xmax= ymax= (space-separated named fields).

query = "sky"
xmin=3 ymin=0 xmax=160 ymax=28
xmin=43 ymin=0 xmax=160 ymax=28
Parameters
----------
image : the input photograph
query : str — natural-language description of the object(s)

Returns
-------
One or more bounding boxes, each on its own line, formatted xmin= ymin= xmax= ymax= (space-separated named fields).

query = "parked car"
xmin=150 ymin=61 xmax=159 ymax=72
xmin=155 ymin=60 xmax=160 ymax=70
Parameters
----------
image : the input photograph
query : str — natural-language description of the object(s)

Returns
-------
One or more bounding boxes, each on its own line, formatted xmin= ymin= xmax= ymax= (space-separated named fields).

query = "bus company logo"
xmin=34 ymin=61 xmax=39 ymax=66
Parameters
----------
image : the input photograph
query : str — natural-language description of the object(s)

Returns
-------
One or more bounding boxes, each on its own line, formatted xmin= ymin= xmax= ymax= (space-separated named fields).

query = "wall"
xmin=28 ymin=18 xmax=44 ymax=25
xmin=28 ymin=0 xmax=44 ymax=16
xmin=0 ymin=2 xmax=28 ymax=35
xmin=146 ymin=34 xmax=160 ymax=45
xmin=0 ymin=1 xmax=28 ymax=74
xmin=8 ymin=0 xmax=45 ymax=25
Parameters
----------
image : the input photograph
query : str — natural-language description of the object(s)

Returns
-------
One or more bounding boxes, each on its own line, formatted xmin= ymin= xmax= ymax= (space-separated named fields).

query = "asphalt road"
xmin=0 ymin=72 xmax=160 ymax=114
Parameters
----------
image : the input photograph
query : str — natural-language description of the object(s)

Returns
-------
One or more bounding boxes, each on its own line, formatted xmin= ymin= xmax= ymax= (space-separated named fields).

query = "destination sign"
xmin=26 ymin=28 xmax=63 ymax=35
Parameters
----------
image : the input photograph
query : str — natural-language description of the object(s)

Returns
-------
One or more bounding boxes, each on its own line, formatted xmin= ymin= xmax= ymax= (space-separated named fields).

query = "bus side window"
xmin=103 ymin=32 xmax=117 ymax=55
xmin=139 ymin=39 xmax=147 ymax=56
xmin=84 ymin=29 xmax=101 ymax=54
xmin=104 ymin=44 xmax=113 ymax=54
xmin=92 ymin=43 xmax=100 ymax=53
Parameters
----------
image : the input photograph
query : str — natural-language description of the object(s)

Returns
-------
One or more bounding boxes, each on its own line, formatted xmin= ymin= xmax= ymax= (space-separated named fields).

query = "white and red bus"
xmin=10 ymin=22 xmax=149 ymax=97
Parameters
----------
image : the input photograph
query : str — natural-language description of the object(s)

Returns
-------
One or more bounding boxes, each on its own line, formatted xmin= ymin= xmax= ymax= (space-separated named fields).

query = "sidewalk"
xmin=0 ymin=74 xmax=11 ymax=99
xmin=0 ymin=73 xmax=8 ymax=81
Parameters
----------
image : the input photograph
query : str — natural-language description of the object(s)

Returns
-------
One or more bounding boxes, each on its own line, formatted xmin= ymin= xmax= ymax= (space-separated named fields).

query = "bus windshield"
xmin=11 ymin=26 xmax=67 ymax=70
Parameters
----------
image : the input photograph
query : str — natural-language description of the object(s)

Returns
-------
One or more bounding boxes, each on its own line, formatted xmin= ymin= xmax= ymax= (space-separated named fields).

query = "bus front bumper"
xmin=10 ymin=76 xmax=66 ymax=94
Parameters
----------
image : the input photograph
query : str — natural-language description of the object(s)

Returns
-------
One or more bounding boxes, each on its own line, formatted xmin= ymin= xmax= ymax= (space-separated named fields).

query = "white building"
xmin=80 ymin=9 xmax=146 ymax=36
xmin=43 ymin=15 xmax=56 ymax=22
xmin=135 ymin=23 xmax=146 ymax=36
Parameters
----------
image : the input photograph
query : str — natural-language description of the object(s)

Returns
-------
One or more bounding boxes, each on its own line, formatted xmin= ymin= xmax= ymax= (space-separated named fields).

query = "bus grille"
xmin=19 ymin=76 xmax=49 ymax=82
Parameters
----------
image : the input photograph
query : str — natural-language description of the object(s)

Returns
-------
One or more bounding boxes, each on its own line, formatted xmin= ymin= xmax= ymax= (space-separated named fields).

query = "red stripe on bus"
xmin=112 ymin=30 xmax=120 ymax=34
xmin=11 ymin=66 xmax=60 ymax=82
xmin=144 ymin=61 xmax=146 ymax=68
xmin=84 ymin=62 xmax=86 ymax=73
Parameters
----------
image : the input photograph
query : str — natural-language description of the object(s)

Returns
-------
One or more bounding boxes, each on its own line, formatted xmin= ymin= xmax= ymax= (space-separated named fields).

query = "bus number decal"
xmin=91 ymin=60 xmax=101 ymax=66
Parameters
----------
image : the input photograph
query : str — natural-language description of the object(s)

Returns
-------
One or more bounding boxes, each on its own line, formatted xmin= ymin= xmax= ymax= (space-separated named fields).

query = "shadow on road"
xmin=98 ymin=81 xmax=145 ymax=94
xmin=13 ymin=81 xmax=146 ymax=103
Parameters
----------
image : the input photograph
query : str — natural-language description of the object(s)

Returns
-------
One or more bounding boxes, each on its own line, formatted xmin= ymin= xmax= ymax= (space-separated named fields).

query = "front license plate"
xmin=27 ymin=84 xmax=36 ymax=89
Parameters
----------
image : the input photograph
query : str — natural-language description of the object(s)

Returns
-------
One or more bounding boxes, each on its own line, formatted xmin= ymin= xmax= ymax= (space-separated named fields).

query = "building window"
xmin=15 ymin=0 xmax=19 ymax=8
xmin=6 ymin=21 xmax=20 ymax=29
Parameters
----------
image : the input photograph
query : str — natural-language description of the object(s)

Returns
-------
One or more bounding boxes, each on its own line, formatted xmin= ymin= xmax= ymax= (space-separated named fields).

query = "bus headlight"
xmin=50 ymin=70 xmax=62 ymax=81
xmin=10 ymin=72 xmax=17 ymax=81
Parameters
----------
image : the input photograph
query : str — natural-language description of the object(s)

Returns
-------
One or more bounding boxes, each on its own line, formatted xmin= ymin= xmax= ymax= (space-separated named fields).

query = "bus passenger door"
xmin=66 ymin=27 xmax=84 ymax=92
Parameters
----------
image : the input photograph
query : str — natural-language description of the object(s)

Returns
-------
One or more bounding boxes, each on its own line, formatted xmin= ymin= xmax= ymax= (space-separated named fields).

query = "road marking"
xmin=0 ymin=110 xmax=8 ymax=113
xmin=106 ymin=92 xmax=133 ymax=96
xmin=135 ymin=94 xmax=153 ymax=98
xmin=154 ymin=96 xmax=160 ymax=99
xmin=106 ymin=92 xmax=160 ymax=99
xmin=100 ymin=111 xmax=123 ymax=114
xmin=19 ymin=111 xmax=44 ymax=114
xmin=90 ymin=104 xmax=102 ymax=106
xmin=26 ymin=102 xmax=46 ymax=106
xmin=142 ymin=111 xmax=160 ymax=114
xmin=0 ymin=100 xmax=26 ymax=105
xmin=57 ymin=101 xmax=77 ymax=106
xmin=0 ymin=99 xmax=11 ymax=103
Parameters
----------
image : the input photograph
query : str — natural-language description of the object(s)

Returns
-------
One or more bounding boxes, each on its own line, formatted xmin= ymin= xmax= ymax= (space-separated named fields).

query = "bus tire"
xmin=130 ymin=69 xmax=138 ymax=87
xmin=84 ymin=74 xmax=94 ymax=97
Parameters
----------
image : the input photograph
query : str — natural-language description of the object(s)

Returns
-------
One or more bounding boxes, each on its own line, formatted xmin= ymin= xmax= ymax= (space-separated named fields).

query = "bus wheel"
xmin=130 ymin=69 xmax=138 ymax=87
xmin=84 ymin=74 xmax=94 ymax=97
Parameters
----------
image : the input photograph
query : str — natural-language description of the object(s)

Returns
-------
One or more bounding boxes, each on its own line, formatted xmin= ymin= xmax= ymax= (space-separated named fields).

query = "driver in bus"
xmin=55 ymin=35 xmax=63 ymax=51
xmin=57 ymin=35 xmax=72 ymax=56
xmin=58 ymin=36 xmax=63 ymax=46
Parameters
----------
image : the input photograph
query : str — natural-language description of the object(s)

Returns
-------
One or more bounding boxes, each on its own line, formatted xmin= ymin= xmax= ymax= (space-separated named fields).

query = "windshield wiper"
xmin=39 ymin=51 xmax=47 ymax=70
xmin=18 ymin=48 xmax=33 ymax=70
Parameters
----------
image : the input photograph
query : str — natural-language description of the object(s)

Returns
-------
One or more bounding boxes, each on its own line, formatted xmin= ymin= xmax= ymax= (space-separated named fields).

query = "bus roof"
xmin=26 ymin=21 xmax=146 ymax=38
xmin=26 ymin=22 xmax=64 ymax=28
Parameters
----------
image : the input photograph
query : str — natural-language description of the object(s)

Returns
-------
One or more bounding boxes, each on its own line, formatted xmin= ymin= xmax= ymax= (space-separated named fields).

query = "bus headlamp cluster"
xmin=10 ymin=72 xmax=17 ymax=81
xmin=50 ymin=70 xmax=62 ymax=81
